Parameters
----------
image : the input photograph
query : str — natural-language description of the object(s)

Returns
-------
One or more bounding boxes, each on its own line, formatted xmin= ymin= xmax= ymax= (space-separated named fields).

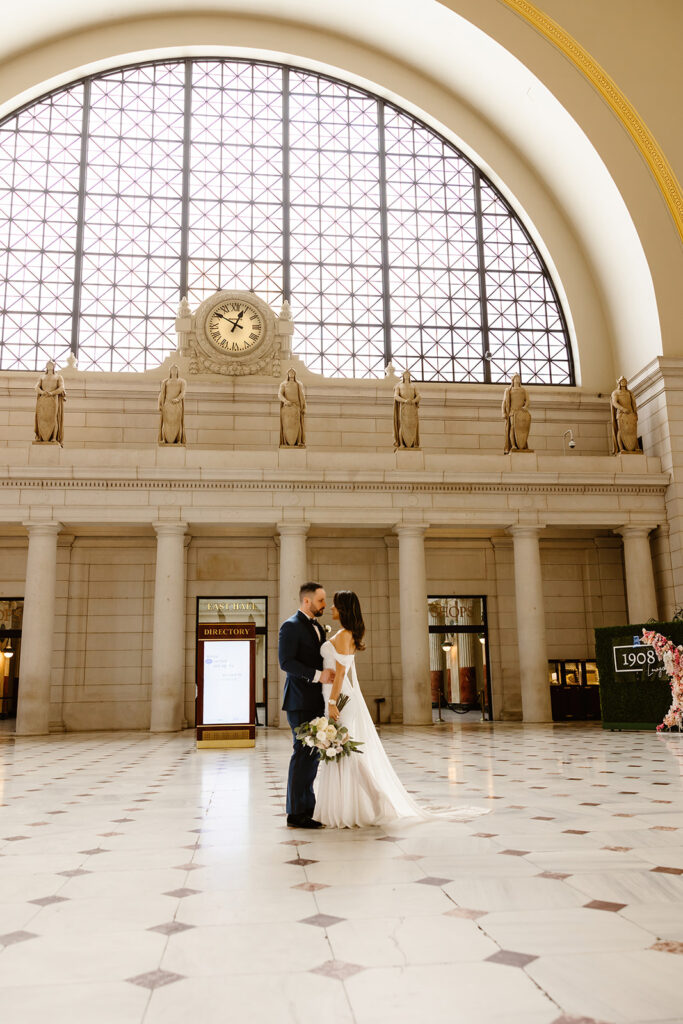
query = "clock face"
xmin=206 ymin=298 xmax=265 ymax=354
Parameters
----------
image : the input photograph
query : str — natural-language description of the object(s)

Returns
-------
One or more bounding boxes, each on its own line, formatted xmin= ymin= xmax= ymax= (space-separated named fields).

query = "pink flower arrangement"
xmin=641 ymin=630 xmax=683 ymax=731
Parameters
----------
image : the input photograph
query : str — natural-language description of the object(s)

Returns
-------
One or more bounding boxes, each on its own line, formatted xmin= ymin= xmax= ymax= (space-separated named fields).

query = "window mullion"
xmin=473 ymin=167 xmax=492 ymax=384
xmin=179 ymin=59 xmax=193 ymax=301
xmin=69 ymin=79 xmax=91 ymax=359
xmin=377 ymin=100 xmax=392 ymax=369
xmin=282 ymin=67 xmax=291 ymax=302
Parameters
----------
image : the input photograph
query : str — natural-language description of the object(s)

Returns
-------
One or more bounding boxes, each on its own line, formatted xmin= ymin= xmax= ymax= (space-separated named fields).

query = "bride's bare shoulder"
xmin=330 ymin=628 xmax=355 ymax=653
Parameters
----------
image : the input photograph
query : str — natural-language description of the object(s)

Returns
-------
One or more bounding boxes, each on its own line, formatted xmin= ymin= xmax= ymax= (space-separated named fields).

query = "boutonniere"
xmin=324 ymin=623 xmax=331 ymax=634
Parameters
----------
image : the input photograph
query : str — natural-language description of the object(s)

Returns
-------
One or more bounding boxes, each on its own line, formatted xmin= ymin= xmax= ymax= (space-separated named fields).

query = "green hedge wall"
xmin=594 ymin=621 xmax=682 ymax=730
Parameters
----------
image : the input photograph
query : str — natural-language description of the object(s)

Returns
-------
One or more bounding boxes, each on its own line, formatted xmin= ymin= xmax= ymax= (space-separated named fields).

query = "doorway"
xmin=196 ymin=597 xmax=268 ymax=725
xmin=0 ymin=598 xmax=23 ymax=722
xmin=428 ymin=596 xmax=492 ymax=718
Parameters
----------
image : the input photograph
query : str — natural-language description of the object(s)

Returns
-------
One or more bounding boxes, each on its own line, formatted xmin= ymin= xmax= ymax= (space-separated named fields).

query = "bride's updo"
xmin=333 ymin=590 xmax=366 ymax=651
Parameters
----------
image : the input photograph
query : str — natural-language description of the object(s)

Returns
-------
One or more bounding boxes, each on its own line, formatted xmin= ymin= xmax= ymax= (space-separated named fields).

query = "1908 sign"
xmin=613 ymin=645 xmax=658 ymax=673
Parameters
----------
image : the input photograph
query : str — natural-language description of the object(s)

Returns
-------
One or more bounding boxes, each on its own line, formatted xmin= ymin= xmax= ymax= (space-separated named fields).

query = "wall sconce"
xmin=562 ymin=428 xmax=576 ymax=454
xmin=441 ymin=640 xmax=452 ymax=653
xmin=1 ymin=639 xmax=13 ymax=659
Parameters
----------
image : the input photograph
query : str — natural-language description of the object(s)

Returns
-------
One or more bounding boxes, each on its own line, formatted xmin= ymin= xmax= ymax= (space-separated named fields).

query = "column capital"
xmin=614 ymin=524 xmax=657 ymax=539
xmin=153 ymin=521 xmax=188 ymax=537
xmin=507 ymin=524 xmax=543 ymax=539
xmin=276 ymin=521 xmax=309 ymax=537
xmin=394 ymin=523 xmax=427 ymax=538
xmin=22 ymin=520 xmax=62 ymax=537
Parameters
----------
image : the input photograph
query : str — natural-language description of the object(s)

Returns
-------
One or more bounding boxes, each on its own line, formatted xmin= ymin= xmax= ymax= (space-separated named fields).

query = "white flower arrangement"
xmin=295 ymin=704 xmax=363 ymax=764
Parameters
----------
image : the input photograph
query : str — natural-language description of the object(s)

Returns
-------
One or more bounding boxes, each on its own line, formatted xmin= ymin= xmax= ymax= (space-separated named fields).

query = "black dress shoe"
xmin=287 ymin=815 xmax=324 ymax=829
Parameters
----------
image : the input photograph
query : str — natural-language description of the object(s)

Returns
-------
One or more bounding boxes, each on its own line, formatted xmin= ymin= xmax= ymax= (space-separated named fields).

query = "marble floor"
xmin=1 ymin=722 xmax=683 ymax=1024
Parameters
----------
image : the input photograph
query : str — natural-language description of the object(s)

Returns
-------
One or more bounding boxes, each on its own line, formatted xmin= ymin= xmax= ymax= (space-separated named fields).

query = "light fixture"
xmin=441 ymin=640 xmax=452 ymax=653
xmin=562 ymin=428 xmax=576 ymax=454
xmin=479 ymin=637 xmax=486 ymax=645
xmin=2 ymin=640 xmax=13 ymax=659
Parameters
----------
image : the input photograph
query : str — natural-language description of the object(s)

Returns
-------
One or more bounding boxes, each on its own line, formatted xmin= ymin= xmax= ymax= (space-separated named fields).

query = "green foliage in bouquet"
xmin=295 ymin=704 xmax=363 ymax=764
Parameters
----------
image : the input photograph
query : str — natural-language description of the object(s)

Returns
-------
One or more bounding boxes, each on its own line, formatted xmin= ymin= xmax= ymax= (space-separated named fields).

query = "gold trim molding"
xmin=498 ymin=0 xmax=683 ymax=243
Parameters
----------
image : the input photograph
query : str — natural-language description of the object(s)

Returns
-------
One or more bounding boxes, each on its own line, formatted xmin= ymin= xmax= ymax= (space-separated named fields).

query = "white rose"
xmin=325 ymin=725 xmax=337 ymax=739
xmin=326 ymin=747 xmax=337 ymax=758
xmin=305 ymin=736 xmax=315 ymax=747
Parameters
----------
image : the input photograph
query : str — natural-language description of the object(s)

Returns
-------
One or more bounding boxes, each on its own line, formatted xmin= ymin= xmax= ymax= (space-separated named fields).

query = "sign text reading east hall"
xmin=197 ymin=623 xmax=256 ymax=641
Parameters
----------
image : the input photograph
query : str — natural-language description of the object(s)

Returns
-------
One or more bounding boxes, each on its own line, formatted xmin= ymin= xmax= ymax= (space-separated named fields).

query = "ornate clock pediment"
xmin=175 ymin=290 xmax=293 ymax=376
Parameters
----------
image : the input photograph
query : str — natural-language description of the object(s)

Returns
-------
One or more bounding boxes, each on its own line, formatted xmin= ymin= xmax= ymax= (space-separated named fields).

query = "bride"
xmin=315 ymin=590 xmax=430 ymax=828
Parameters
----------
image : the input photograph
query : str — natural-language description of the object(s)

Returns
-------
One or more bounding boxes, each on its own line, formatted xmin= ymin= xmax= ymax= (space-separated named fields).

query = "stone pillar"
xmin=396 ymin=525 xmax=432 ymax=725
xmin=616 ymin=525 xmax=658 ymax=623
xmin=150 ymin=522 xmax=188 ymax=732
xmin=509 ymin=526 xmax=552 ymax=723
xmin=15 ymin=521 xmax=61 ymax=735
xmin=277 ymin=522 xmax=309 ymax=724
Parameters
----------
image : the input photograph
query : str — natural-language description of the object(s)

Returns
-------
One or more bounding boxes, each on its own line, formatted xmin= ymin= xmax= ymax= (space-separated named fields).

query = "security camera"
xmin=562 ymin=428 xmax=576 ymax=453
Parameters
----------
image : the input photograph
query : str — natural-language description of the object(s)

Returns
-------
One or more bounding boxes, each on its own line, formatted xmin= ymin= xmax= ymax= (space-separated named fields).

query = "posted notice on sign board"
xmin=202 ymin=640 xmax=251 ymax=724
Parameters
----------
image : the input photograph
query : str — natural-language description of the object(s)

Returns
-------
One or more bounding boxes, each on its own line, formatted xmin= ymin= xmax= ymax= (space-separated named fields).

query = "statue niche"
xmin=279 ymin=368 xmax=306 ymax=447
xmin=158 ymin=364 xmax=186 ymax=445
xmin=611 ymin=376 xmax=642 ymax=454
xmin=34 ymin=360 xmax=66 ymax=445
xmin=502 ymin=373 xmax=532 ymax=453
xmin=393 ymin=370 xmax=421 ymax=450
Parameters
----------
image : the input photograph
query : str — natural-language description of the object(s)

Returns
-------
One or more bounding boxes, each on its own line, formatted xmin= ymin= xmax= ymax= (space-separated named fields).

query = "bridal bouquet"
xmin=295 ymin=699 xmax=363 ymax=764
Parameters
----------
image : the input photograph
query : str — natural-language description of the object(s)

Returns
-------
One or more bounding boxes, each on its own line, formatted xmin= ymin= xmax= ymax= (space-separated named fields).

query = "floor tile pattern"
xmin=0 ymin=723 xmax=682 ymax=1022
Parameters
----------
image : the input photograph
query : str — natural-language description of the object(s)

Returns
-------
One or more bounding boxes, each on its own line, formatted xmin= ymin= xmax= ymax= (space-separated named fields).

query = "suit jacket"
xmin=279 ymin=610 xmax=326 ymax=715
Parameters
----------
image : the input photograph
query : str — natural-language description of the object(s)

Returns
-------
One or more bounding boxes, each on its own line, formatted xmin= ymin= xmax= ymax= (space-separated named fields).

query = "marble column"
xmin=15 ymin=520 xmax=61 ymax=736
xmin=616 ymin=525 xmax=658 ymax=623
xmin=396 ymin=525 xmax=432 ymax=725
xmin=150 ymin=522 xmax=188 ymax=732
xmin=509 ymin=526 xmax=552 ymax=723
xmin=277 ymin=522 xmax=309 ymax=724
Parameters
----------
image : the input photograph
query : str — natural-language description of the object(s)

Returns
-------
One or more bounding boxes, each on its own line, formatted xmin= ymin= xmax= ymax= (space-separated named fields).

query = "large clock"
xmin=180 ymin=289 xmax=291 ymax=376
xmin=206 ymin=296 xmax=265 ymax=355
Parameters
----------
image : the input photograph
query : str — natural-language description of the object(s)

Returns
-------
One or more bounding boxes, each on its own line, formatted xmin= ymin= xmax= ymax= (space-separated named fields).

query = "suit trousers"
xmin=286 ymin=709 xmax=320 ymax=817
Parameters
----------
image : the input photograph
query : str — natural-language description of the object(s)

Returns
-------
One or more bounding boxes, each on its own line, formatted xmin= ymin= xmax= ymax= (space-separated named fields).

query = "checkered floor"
xmin=1 ymin=722 xmax=682 ymax=1023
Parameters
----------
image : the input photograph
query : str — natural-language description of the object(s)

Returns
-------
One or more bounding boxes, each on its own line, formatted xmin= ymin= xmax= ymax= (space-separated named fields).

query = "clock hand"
xmin=230 ymin=310 xmax=245 ymax=333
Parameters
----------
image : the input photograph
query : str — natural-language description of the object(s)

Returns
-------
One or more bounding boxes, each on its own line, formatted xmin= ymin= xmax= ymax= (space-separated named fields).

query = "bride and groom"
xmin=279 ymin=581 xmax=428 ymax=829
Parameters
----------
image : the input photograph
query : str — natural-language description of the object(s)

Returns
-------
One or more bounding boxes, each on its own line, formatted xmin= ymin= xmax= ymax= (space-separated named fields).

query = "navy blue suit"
xmin=279 ymin=610 xmax=326 ymax=817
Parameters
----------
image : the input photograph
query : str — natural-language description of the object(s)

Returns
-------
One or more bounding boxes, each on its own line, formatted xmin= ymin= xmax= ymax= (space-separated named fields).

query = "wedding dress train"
xmin=314 ymin=640 xmax=431 ymax=828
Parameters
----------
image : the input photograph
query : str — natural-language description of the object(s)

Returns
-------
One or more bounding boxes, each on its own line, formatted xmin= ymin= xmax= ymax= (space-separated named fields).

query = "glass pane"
xmin=429 ymin=629 xmax=485 ymax=704
xmin=0 ymin=599 xmax=23 ymax=630
xmin=428 ymin=596 xmax=484 ymax=628
xmin=548 ymin=662 xmax=560 ymax=686
xmin=78 ymin=63 xmax=185 ymax=371
xmin=188 ymin=61 xmax=284 ymax=307
xmin=197 ymin=597 xmax=266 ymax=627
xmin=563 ymin=662 xmax=581 ymax=686
xmin=585 ymin=661 xmax=600 ymax=686
xmin=289 ymin=71 xmax=384 ymax=378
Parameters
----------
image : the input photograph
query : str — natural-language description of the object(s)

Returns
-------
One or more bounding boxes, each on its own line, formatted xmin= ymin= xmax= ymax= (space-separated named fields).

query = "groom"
xmin=279 ymin=582 xmax=335 ymax=829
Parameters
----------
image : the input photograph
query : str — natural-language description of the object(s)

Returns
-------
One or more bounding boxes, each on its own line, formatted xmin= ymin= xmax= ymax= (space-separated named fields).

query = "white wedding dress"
xmin=315 ymin=639 xmax=430 ymax=827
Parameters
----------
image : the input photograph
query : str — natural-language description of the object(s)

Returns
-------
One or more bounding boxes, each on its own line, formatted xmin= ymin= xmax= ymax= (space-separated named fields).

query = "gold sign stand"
xmin=196 ymin=622 xmax=256 ymax=749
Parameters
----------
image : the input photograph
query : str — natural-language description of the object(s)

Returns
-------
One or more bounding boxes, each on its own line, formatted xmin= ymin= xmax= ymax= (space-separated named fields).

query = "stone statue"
xmin=502 ymin=373 xmax=532 ymax=453
xmin=177 ymin=295 xmax=191 ymax=318
xmin=279 ymin=299 xmax=293 ymax=322
xmin=34 ymin=360 xmax=66 ymax=444
xmin=279 ymin=368 xmax=306 ymax=447
xmin=393 ymin=370 xmax=421 ymax=450
xmin=611 ymin=376 xmax=641 ymax=454
xmin=158 ymin=364 xmax=186 ymax=445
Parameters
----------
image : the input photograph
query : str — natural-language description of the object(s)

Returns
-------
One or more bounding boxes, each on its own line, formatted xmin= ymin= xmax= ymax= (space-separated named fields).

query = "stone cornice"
xmin=0 ymin=471 xmax=668 ymax=497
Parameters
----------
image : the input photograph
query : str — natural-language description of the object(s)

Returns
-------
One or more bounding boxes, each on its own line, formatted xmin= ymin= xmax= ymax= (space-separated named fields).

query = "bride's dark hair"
xmin=333 ymin=590 xmax=366 ymax=651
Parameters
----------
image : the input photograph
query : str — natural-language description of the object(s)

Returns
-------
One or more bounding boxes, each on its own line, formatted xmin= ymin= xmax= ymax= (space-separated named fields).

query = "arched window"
xmin=0 ymin=59 xmax=573 ymax=383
